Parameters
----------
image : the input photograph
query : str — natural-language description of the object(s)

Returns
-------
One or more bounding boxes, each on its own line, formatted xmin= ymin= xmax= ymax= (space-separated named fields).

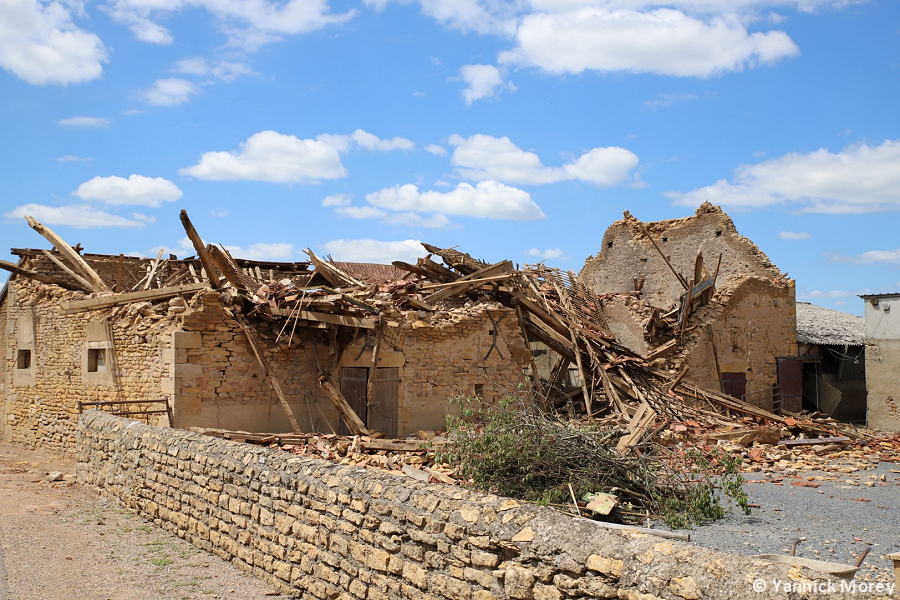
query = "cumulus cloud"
xmin=0 ymin=0 xmax=107 ymax=85
xmin=828 ymin=248 xmax=900 ymax=265
xmin=57 ymin=116 xmax=112 ymax=129
xmin=366 ymin=181 xmax=545 ymax=221
xmin=322 ymin=193 xmax=352 ymax=207
xmin=459 ymin=64 xmax=516 ymax=106
xmin=321 ymin=239 xmax=427 ymax=264
xmin=644 ymin=92 xmax=699 ymax=109
xmin=365 ymin=0 xmax=518 ymax=35
xmin=106 ymin=0 xmax=356 ymax=50
xmin=350 ymin=129 xmax=415 ymax=151
xmin=223 ymin=243 xmax=298 ymax=261
xmin=139 ymin=78 xmax=202 ymax=106
xmin=498 ymin=8 xmax=798 ymax=78
xmin=666 ymin=140 xmax=900 ymax=213
xmin=425 ymin=144 xmax=448 ymax=156
xmin=797 ymin=289 xmax=853 ymax=299
xmin=5 ymin=204 xmax=151 ymax=228
xmin=173 ymin=57 xmax=255 ymax=82
xmin=333 ymin=205 xmax=450 ymax=228
xmin=72 ymin=175 xmax=183 ymax=207
xmin=779 ymin=231 xmax=810 ymax=240
xmin=180 ymin=130 xmax=347 ymax=183
xmin=527 ymin=248 xmax=565 ymax=259
xmin=449 ymin=134 xmax=639 ymax=187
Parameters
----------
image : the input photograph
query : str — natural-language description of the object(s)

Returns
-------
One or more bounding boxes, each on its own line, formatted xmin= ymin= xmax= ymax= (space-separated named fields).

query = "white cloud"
xmin=321 ymin=239 xmax=427 ymax=264
xmin=449 ymin=134 xmax=639 ymax=187
xmin=180 ymin=130 xmax=347 ymax=183
xmin=5 ymin=204 xmax=150 ymax=228
xmin=459 ymin=64 xmax=516 ymax=106
xmin=828 ymin=248 xmax=900 ymax=265
xmin=527 ymin=248 xmax=565 ymax=259
xmin=527 ymin=1 xmax=861 ymax=13
xmin=173 ymin=57 xmax=255 ymax=82
xmin=322 ymin=193 xmax=352 ymax=207
xmin=366 ymin=181 xmax=545 ymax=221
xmin=779 ymin=231 xmax=810 ymax=240
xmin=425 ymin=144 xmax=448 ymax=156
xmin=57 ymin=116 xmax=112 ymax=128
xmin=211 ymin=209 xmax=230 ymax=217
xmin=644 ymin=92 xmax=698 ymax=109
xmin=333 ymin=205 xmax=450 ymax=228
xmin=798 ymin=289 xmax=852 ymax=299
xmin=139 ymin=78 xmax=202 ymax=106
xmin=667 ymin=140 xmax=900 ymax=213
xmin=72 ymin=174 xmax=183 ymax=207
xmin=223 ymin=243 xmax=298 ymax=261
xmin=499 ymin=8 xmax=798 ymax=78
xmin=0 ymin=0 xmax=107 ymax=85
xmin=55 ymin=155 xmax=94 ymax=163
xmin=350 ymin=129 xmax=415 ymax=151
xmin=365 ymin=0 xmax=518 ymax=35
xmin=106 ymin=0 xmax=356 ymax=50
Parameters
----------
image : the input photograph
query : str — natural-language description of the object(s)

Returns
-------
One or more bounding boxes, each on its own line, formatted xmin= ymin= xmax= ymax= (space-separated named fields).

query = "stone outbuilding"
xmin=859 ymin=292 xmax=900 ymax=431
xmin=580 ymin=203 xmax=797 ymax=411
xmin=0 ymin=249 xmax=530 ymax=451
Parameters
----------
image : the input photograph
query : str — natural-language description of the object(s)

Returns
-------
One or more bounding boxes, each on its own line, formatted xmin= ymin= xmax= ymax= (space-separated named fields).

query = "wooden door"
xmin=778 ymin=357 xmax=804 ymax=413
xmin=721 ymin=372 xmax=747 ymax=400
xmin=369 ymin=367 xmax=399 ymax=436
xmin=339 ymin=367 xmax=368 ymax=436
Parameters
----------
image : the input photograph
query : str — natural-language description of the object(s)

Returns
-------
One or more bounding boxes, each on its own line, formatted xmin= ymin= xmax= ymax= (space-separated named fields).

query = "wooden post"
xmin=365 ymin=315 xmax=384 ymax=412
xmin=236 ymin=315 xmax=302 ymax=434
xmin=142 ymin=248 xmax=165 ymax=290
xmin=179 ymin=210 xmax=222 ymax=288
xmin=708 ymin=324 xmax=724 ymax=393
xmin=25 ymin=216 xmax=110 ymax=292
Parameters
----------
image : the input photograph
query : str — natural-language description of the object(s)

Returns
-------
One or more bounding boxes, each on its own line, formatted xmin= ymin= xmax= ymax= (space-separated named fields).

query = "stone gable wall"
xmin=77 ymin=411 xmax=847 ymax=600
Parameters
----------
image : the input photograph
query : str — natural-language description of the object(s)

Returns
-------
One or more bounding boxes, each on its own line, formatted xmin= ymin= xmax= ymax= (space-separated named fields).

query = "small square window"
xmin=87 ymin=348 xmax=106 ymax=373
xmin=16 ymin=349 xmax=31 ymax=370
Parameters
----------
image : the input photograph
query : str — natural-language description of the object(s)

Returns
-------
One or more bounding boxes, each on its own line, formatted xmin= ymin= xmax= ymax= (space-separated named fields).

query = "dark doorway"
xmin=777 ymin=357 xmax=804 ymax=413
xmin=339 ymin=366 xmax=399 ymax=436
xmin=721 ymin=372 xmax=747 ymax=400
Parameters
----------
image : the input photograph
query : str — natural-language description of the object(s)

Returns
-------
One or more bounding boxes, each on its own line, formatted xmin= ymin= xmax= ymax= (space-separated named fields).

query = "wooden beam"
xmin=179 ymin=209 xmax=222 ymax=288
xmin=643 ymin=338 xmax=678 ymax=362
xmin=392 ymin=260 xmax=436 ymax=279
xmin=207 ymin=245 xmax=249 ymax=291
xmin=0 ymin=259 xmax=85 ymax=291
xmin=318 ymin=371 xmax=370 ymax=436
xmin=60 ymin=282 xmax=208 ymax=314
xmin=25 ymin=216 xmax=110 ymax=292
xmin=424 ymin=260 xmax=513 ymax=304
xmin=418 ymin=273 xmax=515 ymax=291
xmin=40 ymin=250 xmax=95 ymax=292
xmin=707 ymin=324 xmax=724 ymax=393
xmin=416 ymin=257 xmax=459 ymax=281
xmin=236 ymin=315 xmax=302 ymax=434
xmin=365 ymin=315 xmax=384 ymax=413
xmin=304 ymin=248 xmax=363 ymax=288
xmin=142 ymin=249 xmax=165 ymax=290
xmin=269 ymin=308 xmax=377 ymax=329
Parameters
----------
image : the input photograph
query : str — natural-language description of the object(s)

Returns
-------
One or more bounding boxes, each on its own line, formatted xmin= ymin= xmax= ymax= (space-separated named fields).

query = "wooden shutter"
xmin=339 ymin=367 xmax=368 ymax=436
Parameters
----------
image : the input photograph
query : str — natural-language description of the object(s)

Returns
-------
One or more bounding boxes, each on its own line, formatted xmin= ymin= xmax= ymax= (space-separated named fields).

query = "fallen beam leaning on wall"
xmin=59 ymin=282 xmax=209 ymax=314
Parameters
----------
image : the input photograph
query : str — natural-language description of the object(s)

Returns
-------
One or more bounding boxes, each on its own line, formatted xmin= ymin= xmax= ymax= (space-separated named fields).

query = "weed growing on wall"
xmin=436 ymin=393 xmax=749 ymax=528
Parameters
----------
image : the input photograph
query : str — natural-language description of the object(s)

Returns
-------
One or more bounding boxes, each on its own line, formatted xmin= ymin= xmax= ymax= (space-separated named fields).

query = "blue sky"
xmin=2 ymin=0 xmax=899 ymax=315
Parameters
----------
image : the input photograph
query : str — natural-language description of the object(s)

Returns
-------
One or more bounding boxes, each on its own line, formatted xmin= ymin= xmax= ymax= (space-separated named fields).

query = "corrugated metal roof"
xmin=331 ymin=262 xmax=406 ymax=284
xmin=796 ymin=302 xmax=865 ymax=346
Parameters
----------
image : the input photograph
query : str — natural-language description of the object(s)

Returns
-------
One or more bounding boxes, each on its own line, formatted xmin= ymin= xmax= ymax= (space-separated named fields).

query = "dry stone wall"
xmin=77 ymin=411 xmax=862 ymax=600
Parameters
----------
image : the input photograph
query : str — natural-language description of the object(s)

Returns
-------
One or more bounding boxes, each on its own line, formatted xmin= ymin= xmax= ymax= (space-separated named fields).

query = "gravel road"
xmin=0 ymin=442 xmax=292 ymax=600
xmin=686 ymin=460 xmax=900 ymax=587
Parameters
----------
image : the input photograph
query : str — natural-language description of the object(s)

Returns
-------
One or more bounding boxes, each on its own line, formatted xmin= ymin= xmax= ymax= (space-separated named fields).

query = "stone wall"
xmin=2 ymin=279 xmax=176 ymax=450
xmin=581 ymin=203 xmax=785 ymax=310
xmin=863 ymin=295 xmax=900 ymax=431
xmin=77 ymin=411 xmax=851 ymax=600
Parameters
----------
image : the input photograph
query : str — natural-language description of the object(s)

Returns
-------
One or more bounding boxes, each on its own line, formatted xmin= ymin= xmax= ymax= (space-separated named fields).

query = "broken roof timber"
xmin=60 ymin=282 xmax=209 ymax=314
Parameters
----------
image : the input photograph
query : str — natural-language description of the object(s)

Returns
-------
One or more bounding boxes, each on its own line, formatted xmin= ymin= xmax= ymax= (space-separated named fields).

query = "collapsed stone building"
xmin=581 ymin=202 xmax=797 ymax=412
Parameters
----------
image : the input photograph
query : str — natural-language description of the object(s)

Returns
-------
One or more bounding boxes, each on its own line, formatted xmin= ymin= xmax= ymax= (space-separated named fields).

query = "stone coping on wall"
xmin=76 ymin=411 xmax=882 ymax=600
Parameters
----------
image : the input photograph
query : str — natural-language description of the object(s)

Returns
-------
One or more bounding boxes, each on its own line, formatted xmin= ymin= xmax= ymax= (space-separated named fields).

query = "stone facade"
xmin=580 ymin=204 xmax=797 ymax=408
xmin=77 ymin=411 xmax=855 ymax=600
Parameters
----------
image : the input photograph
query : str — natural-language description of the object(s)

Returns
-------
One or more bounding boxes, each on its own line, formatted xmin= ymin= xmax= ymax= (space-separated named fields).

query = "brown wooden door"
xmin=721 ymin=372 xmax=747 ymax=400
xmin=778 ymin=357 xmax=804 ymax=413
xmin=369 ymin=367 xmax=399 ymax=436
xmin=339 ymin=367 xmax=368 ymax=436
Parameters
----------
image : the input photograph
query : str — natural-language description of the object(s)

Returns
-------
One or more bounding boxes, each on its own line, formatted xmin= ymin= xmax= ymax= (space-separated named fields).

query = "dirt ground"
xmin=0 ymin=442 xmax=293 ymax=600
